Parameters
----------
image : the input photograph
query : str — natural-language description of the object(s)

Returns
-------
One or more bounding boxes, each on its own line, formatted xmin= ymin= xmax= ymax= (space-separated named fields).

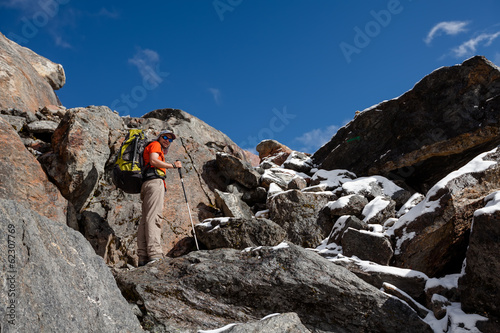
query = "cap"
xmin=159 ymin=129 xmax=176 ymax=140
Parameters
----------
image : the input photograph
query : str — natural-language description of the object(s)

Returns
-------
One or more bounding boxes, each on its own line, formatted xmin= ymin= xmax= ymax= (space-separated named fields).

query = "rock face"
xmin=389 ymin=147 xmax=500 ymax=277
xmin=460 ymin=191 xmax=500 ymax=319
xmin=113 ymin=243 xmax=432 ymax=333
xmin=0 ymin=199 xmax=143 ymax=333
xmin=38 ymin=107 xmax=259 ymax=266
xmin=313 ymin=56 xmax=500 ymax=193
xmin=0 ymin=117 xmax=68 ymax=225
xmin=0 ymin=32 xmax=64 ymax=113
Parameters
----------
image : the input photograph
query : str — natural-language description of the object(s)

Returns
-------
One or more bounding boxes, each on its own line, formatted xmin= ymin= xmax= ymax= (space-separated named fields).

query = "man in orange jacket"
xmin=138 ymin=129 xmax=182 ymax=267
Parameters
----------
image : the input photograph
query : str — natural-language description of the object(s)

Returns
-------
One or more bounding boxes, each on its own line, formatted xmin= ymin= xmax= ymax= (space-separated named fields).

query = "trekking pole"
xmin=176 ymin=162 xmax=200 ymax=250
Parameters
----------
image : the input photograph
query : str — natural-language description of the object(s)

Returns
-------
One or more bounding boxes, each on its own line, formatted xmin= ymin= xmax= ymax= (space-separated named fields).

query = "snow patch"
xmin=362 ymin=196 xmax=390 ymax=222
xmin=474 ymin=190 xmax=500 ymax=216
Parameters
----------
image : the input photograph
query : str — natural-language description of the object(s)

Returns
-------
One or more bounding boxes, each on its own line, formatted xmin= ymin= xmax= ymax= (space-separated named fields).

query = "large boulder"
xmin=459 ymin=191 xmax=500 ymax=320
xmin=195 ymin=217 xmax=286 ymax=250
xmin=267 ymin=190 xmax=335 ymax=248
xmin=341 ymin=228 xmax=394 ymax=265
xmin=327 ymin=215 xmax=367 ymax=245
xmin=222 ymin=312 xmax=311 ymax=333
xmin=0 ymin=199 xmax=143 ymax=332
xmin=313 ymin=56 xmax=500 ymax=193
xmin=256 ymin=139 xmax=292 ymax=165
xmin=39 ymin=106 xmax=123 ymax=212
xmin=215 ymin=152 xmax=261 ymax=189
xmin=0 ymin=117 xmax=68 ymax=225
xmin=333 ymin=257 xmax=428 ymax=302
xmin=388 ymin=146 xmax=500 ymax=277
xmin=113 ymin=243 xmax=433 ymax=333
xmin=214 ymin=189 xmax=254 ymax=219
xmin=0 ymin=32 xmax=64 ymax=113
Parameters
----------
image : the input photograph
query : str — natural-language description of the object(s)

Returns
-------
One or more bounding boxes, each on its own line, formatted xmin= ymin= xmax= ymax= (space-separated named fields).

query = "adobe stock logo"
xmin=7 ymin=0 xmax=70 ymax=45
xmin=213 ymin=0 xmax=243 ymax=21
xmin=110 ymin=64 xmax=170 ymax=116
xmin=238 ymin=106 xmax=296 ymax=150
xmin=339 ymin=0 xmax=405 ymax=64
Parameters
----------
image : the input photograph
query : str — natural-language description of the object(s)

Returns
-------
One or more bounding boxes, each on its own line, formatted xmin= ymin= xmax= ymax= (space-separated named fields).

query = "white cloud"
xmin=54 ymin=35 xmax=72 ymax=49
xmin=128 ymin=48 xmax=162 ymax=84
xmin=425 ymin=21 xmax=470 ymax=45
xmin=95 ymin=7 xmax=120 ymax=19
xmin=451 ymin=31 xmax=500 ymax=57
xmin=208 ymin=88 xmax=222 ymax=105
xmin=295 ymin=125 xmax=339 ymax=153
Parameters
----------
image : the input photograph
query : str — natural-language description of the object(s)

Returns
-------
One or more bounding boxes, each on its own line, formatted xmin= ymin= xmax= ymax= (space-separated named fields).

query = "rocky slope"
xmin=1 ymin=34 xmax=499 ymax=332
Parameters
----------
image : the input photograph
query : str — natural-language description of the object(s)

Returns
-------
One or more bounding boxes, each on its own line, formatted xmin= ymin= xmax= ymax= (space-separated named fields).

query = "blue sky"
xmin=1 ymin=0 xmax=500 ymax=154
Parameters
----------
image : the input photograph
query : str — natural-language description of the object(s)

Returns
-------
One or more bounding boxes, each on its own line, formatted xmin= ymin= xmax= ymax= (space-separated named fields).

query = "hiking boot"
xmin=138 ymin=257 xmax=161 ymax=267
xmin=146 ymin=258 xmax=161 ymax=265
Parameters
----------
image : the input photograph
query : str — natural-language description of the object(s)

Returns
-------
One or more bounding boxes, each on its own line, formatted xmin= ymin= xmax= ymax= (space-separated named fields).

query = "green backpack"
xmin=112 ymin=129 xmax=148 ymax=194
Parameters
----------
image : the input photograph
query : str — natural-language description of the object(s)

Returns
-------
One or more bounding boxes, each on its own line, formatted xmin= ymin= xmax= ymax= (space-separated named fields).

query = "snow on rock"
xmin=387 ymin=147 xmax=499 ymax=255
xmin=342 ymin=175 xmax=404 ymax=198
xmin=362 ymin=196 xmax=391 ymax=223
xmin=473 ymin=190 xmax=500 ymax=216
xmin=267 ymin=182 xmax=284 ymax=198
xmin=426 ymin=148 xmax=497 ymax=200
xmin=396 ymin=192 xmax=425 ymax=217
xmin=326 ymin=194 xmax=356 ymax=210
xmin=310 ymin=169 xmax=356 ymax=189
xmin=282 ymin=151 xmax=314 ymax=173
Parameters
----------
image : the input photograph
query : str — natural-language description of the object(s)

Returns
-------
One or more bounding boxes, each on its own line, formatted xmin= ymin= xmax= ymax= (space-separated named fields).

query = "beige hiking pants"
xmin=138 ymin=178 xmax=165 ymax=260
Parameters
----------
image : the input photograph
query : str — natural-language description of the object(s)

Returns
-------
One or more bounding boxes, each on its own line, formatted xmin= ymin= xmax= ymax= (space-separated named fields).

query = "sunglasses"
xmin=162 ymin=136 xmax=173 ymax=142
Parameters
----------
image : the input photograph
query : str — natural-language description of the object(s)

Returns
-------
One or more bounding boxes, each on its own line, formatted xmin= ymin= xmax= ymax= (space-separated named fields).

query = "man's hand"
xmin=174 ymin=160 xmax=182 ymax=168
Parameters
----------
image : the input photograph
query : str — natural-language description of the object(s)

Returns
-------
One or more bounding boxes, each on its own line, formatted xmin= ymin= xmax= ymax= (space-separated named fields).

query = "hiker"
xmin=137 ymin=129 xmax=182 ymax=267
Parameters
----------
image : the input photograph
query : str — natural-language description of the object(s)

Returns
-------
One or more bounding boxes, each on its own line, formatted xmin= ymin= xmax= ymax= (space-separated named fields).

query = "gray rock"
xmin=195 ymin=217 xmax=286 ymax=250
xmin=26 ymin=120 xmax=59 ymax=134
xmin=261 ymin=167 xmax=297 ymax=189
xmin=326 ymin=194 xmax=369 ymax=217
xmin=39 ymin=106 xmax=123 ymax=212
xmin=227 ymin=183 xmax=267 ymax=207
xmin=215 ymin=189 xmax=254 ymax=219
xmin=459 ymin=191 xmax=500 ymax=320
xmin=309 ymin=169 xmax=357 ymax=191
xmin=429 ymin=294 xmax=451 ymax=320
xmin=225 ymin=313 xmax=311 ymax=333
xmin=382 ymin=283 xmax=430 ymax=318
xmin=0 ymin=33 xmax=62 ymax=113
xmin=268 ymin=189 xmax=335 ymax=248
xmin=113 ymin=243 xmax=433 ymax=333
xmin=342 ymin=228 xmax=394 ymax=265
xmin=0 ymin=117 xmax=68 ymax=225
xmin=216 ymin=152 xmax=261 ymax=189
xmin=287 ymin=174 xmax=308 ymax=190
xmin=361 ymin=196 xmax=396 ymax=224
xmin=389 ymin=146 xmax=500 ymax=277
xmin=283 ymin=151 xmax=313 ymax=174
xmin=0 ymin=199 xmax=143 ymax=333
xmin=0 ymin=114 xmax=25 ymax=132
xmin=327 ymin=215 xmax=367 ymax=245
xmin=333 ymin=256 xmax=428 ymax=302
